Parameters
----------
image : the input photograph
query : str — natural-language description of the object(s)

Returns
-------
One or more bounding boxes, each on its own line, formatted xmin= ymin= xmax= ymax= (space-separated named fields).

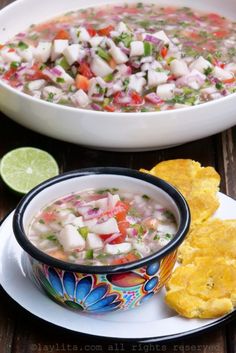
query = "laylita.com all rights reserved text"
xmin=29 ymin=343 xmax=221 ymax=352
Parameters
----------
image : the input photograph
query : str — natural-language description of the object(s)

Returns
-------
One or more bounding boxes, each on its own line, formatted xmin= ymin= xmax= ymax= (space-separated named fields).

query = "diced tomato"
xmin=186 ymin=32 xmax=201 ymax=40
xmin=108 ymin=58 xmax=117 ymax=69
xmin=0 ymin=44 xmax=4 ymax=50
xmin=99 ymin=234 xmax=112 ymax=241
xmin=122 ymin=7 xmax=139 ymax=14
xmin=113 ymin=201 xmax=130 ymax=222
xmin=213 ymin=30 xmax=229 ymax=39
xmin=97 ymin=25 xmax=114 ymax=36
xmin=33 ymin=23 xmax=55 ymax=33
xmin=163 ymin=6 xmax=176 ymax=14
xmin=208 ymin=13 xmax=226 ymax=25
xmin=131 ymin=91 xmax=143 ymax=105
xmin=223 ymin=77 xmax=235 ymax=84
xmin=117 ymin=221 xmax=130 ymax=237
xmin=42 ymin=211 xmax=56 ymax=223
xmin=167 ymin=74 xmax=175 ymax=82
xmin=87 ymin=28 xmax=97 ymax=37
xmin=26 ymin=64 xmax=50 ymax=81
xmin=75 ymin=74 xmax=89 ymax=91
xmin=54 ymin=29 xmax=70 ymax=40
xmin=104 ymin=105 xmax=115 ymax=112
xmin=8 ymin=48 xmax=16 ymax=53
xmin=78 ymin=62 xmax=93 ymax=79
xmin=161 ymin=46 xmax=168 ymax=58
xmin=3 ymin=68 xmax=16 ymax=81
xmin=111 ymin=252 xmax=139 ymax=265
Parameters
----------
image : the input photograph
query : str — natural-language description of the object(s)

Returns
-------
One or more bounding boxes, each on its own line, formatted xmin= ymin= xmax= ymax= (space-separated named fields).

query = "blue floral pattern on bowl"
xmin=31 ymin=250 xmax=177 ymax=313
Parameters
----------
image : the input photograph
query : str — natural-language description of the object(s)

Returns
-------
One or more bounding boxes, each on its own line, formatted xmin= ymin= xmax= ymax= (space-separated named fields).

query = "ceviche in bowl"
xmin=13 ymin=167 xmax=190 ymax=313
xmin=0 ymin=0 xmax=236 ymax=150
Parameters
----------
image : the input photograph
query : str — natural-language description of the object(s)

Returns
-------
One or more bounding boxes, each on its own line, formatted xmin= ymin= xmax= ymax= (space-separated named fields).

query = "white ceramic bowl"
xmin=0 ymin=0 xmax=236 ymax=151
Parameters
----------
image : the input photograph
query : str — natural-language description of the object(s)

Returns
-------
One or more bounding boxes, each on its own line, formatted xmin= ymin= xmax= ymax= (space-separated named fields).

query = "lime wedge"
xmin=0 ymin=147 xmax=59 ymax=194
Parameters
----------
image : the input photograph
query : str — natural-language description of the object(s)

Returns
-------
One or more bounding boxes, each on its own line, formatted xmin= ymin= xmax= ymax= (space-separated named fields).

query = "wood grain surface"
xmin=0 ymin=1 xmax=236 ymax=352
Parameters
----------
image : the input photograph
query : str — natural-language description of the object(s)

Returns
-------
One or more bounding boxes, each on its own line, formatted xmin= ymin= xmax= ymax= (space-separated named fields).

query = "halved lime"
xmin=0 ymin=147 xmax=59 ymax=194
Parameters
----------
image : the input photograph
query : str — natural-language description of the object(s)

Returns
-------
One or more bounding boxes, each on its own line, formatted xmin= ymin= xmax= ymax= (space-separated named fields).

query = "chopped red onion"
xmin=104 ymin=233 xmax=121 ymax=244
xmin=91 ymin=102 xmax=102 ymax=111
xmin=145 ymin=92 xmax=163 ymax=104
xmin=50 ymin=67 xmax=62 ymax=76
xmin=145 ymin=34 xmax=163 ymax=46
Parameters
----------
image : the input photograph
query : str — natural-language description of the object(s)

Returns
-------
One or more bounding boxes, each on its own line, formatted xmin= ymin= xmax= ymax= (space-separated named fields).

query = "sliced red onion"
xmin=127 ymin=228 xmax=138 ymax=237
xmin=61 ymin=195 xmax=75 ymax=202
xmin=103 ymin=233 xmax=121 ymax=244
xmin=145 ymin=92 xmax=163 ymax=104
xmin=91 ymin=102 xmax=102 ymax=111
xmin=183 ymin=41 xmax=194 ymax=47
xmin=145 ymin=34 xmax=163 ymax=46
xmin=50 ymin=67 xmax=62 ymax=76
xmin=16 ymin=32 xmax=26 ymax=38
xmin=92 ymin=94 xmax=104 ymax=102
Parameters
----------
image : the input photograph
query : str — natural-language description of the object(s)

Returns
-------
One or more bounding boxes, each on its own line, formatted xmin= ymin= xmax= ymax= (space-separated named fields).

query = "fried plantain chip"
xmin=178 ymin=219 xmax=236 ymax=264
xmin=165 ymin=256 xmax=236 ymax=318
xmin=140 ymin=159 xmax=220 ymax=227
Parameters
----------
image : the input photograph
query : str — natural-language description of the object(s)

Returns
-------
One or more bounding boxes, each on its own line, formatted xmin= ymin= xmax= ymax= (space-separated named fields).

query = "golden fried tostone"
xmin=140 ymin=159 xmax=220 ymax=227
xmin=179 ymin=219 xmax=236 ymax=264
xmin=165 ymin=257 xmax=236 ymax=318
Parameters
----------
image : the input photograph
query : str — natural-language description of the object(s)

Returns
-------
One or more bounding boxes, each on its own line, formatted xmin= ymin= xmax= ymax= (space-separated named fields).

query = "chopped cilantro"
xmin=79 ymin=226 xmax=89 ymax=239
xmin=204 ymin=67 xmax=213 ymax=75
xmin=46 ymin=234 xmax=57 ymax=242
xmin=56 ymin=77 xmax=65 ymax=83
xmin=47 ymin=92 xmax=55 ymax=102
xmin=215 ymin=82 xmax=224 ymax=90
xmin=18 ymin=41 xmax=29 ymax=50
xmin=85 ymin=249 xmax=94 ymax=259
xmin=39 ymin=219 xmax=45 ymax=224
xmin=10 ymin=61 xmax=20 ymax=69
xmin=142 ymin=194 xmax=150 ymax=200
xmin=115 ymin=32 xmax=133 ymax=48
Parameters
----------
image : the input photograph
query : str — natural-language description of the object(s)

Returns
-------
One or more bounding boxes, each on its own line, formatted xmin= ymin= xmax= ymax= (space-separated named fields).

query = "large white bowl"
xmin=0 ymin=0 xmax=236 ymax=151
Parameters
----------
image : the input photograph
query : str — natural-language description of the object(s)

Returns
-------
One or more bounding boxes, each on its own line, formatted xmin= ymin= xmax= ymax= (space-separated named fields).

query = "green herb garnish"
xmin=18 ymin=41 xmax=29 ymax=50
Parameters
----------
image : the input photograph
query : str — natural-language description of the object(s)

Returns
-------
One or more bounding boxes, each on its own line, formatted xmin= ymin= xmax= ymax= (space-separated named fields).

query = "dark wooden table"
xmin=1 ymin=0 xmax=236 ymax=352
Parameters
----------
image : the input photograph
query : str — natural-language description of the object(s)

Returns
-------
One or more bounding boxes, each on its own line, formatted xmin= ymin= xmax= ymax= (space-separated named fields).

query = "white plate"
xmin=0 ymin=192 xmax=235 ymax=341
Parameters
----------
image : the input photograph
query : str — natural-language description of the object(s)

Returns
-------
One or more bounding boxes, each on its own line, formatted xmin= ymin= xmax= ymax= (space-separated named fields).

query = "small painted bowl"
xmin=13 ymin=167 xmax=190 ymax=314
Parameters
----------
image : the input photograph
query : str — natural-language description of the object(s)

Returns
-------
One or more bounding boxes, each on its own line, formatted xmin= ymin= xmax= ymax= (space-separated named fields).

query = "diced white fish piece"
xmin=32 ymin=222 xmax=50 ymax=233
xmin=51 ymin=40 xmax=69 ymax=61
xmin=42 ymin=86 xmax=63 ymax=101
xmin=18 ymin=45 xmax=35 ymax=62
xmin=157 ymin=223 xmax=176 ymax=234
xmin=153 ymin=30 xmax=170 ymax=44
xmin=91 ymin=55 xmax=113 ymax=77
xmin=72 ymin=216 xmax=84 ymax=227
xmin=213 ymin=66 xmax=234 ymax=81
xmin=83 ymin=218 xmax=97 ymax=228
xmin=77 ymin=27 xmax=91 ymax=42
xmin=49 ymin=222 xmax=62 ymax=232
xmin=62 ymin=213 xmax=77 ymax=226
xmin=189 ymin=56 xmax=212 ymax=73
xmin=107 ymin=193 xmax=120 ymax=210
xmin=148 ymin=70 xmax=168 ymax=87
xmin=1 ymin=47 xmax=21 ymax=63
xmin=128 ymin=75 xmax=146 ymax=94
xmin=104 ymin=242 xmax=132 ymax=255
xmin=158 ymin=237 xmax=170 ymax=247
xmin=43 ymin=65 xmax=74 ymax=87
xmin=63 ymin=44 xmax=81 ymax=65
xmin=170 ymin=59 xmax=189 ymax=77
xmin=225 ymin=63 xmax=236 ymax=74
xmin=56 ymin=208 xmax=72 ymax=220
xmin=89 ymin=36 xmax=104 ymax=47
xmin=116 ymin=21 xmax=129 ymax=33
xmin=34 ymin=42 xmax=52 ymax=63
xmin=86 ymin=197 xmax=108 ymax=210
xmin=156 ymin=83 xmax=175 ymax=100
xmin=130 ymin=41 xmax=144 ymax=57
xmin=57 ymin=224 xmax=85 ymax=252
xmin=109 ymin=45 xmax=128 ymax=64
xmin=86 ymin=233 xmax=103 ymax=250
xmin=90 ymin=218 xmax=119 ymax=235
xmin=28 ymin=79 xmax=46 ymax=91
xmin=71 ymin=89 xmax=90 ymax=107
xmin=133 ymin=242 xmax=151 ymax=255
